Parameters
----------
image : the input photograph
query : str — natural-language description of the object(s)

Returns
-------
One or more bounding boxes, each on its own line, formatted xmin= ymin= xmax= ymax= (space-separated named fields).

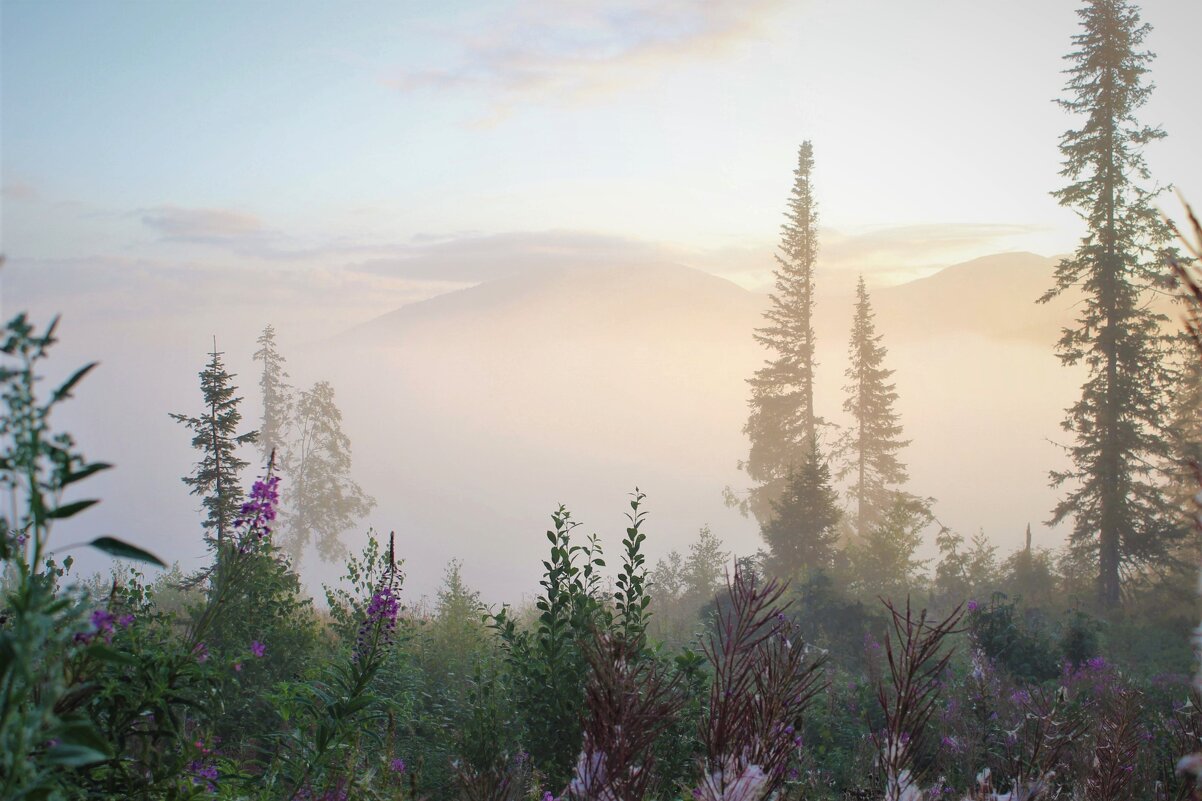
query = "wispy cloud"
xmin=387 ymin=0 xmax=787 ymax=119
xmin=822 ymin=223 xmax=1045 ymax=266
xmin=2 ymin=181 xmax=40 ymax=202
xmin=707 ymin=223 xmax=1050 ymax=293
xmin=139 ymin=205 xmax=270 ymax=245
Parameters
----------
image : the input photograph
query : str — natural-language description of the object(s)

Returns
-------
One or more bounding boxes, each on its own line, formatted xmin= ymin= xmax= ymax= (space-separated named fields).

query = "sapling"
xmin=872 ymin=599 xmax=963 ymax=801
xmin=697 ymin=566 xmax=827 ymax=801
xmin=565 ymin=630 xmax=685 ymax=801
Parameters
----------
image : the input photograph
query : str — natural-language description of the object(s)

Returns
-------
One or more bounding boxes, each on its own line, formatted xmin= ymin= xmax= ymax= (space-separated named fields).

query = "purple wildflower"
xmin=188 ymin=760 xmax=218 ymax=792
xmin=193 ymin=642 xmax=209 ymax=664
xmin=390 ymin=758 xmax=406 ymax=774
xmin=250 ymin=640 xmax=266 ymax=658
xmin=91 ymin=609 xmax=116 ymax=640
xmin=235 ymin=474 xmax=281 ymax=540
xmin=117 ymin=613 xmax=135 ymax=628
xmin=74 ymin=608 xmax=119 ymax=645
xmin=966 ymin=599 xmax=979 ymax=612
xmin=355 ymin=584 xmax=400 ymax=660
xmin=941 ymin=735 xmax=964 ymax=754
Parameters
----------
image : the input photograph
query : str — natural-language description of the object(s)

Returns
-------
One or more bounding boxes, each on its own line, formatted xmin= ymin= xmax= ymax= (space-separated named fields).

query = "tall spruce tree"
xmin=253 ymin=324 xmax=293 ymax=469
xmin=734 ymin=141 xmax=822 ymax=525
xmin=1040 ymin=0 xmax=1180 ymax=607
xmin=761 ymin=445 xmax=841 ymax=579
xmin=283 ymin=380 xmax=376 ymax=565
xmin=836 ymin=275 xmax=912 ymax=538
xmin=170 ymin=342 xmax=257 ymax=551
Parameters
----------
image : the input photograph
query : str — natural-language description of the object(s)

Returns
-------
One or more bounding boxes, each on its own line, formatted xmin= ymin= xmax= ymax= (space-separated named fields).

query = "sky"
xmin=1 ymin=0 xmax=1201 ymax=602
xmin=4 ymin=0 xmax=1200 ymax=305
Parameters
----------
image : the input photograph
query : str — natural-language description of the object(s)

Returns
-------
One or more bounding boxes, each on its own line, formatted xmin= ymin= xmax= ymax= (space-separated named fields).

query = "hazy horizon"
xmin=2 ymin=0 xmax=1200 ymax=604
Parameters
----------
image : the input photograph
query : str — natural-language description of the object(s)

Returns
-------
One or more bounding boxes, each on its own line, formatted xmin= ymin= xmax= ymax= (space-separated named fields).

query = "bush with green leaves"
xmin=0 ymin=314 xmax=173 ymax=798
xmin=491 ymin=503 xmax=608 ymax=790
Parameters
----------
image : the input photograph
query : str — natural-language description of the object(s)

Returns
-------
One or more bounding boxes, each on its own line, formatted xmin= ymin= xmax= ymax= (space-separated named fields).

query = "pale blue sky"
xmin=3 ymin=0 xmax=1200 ymax=304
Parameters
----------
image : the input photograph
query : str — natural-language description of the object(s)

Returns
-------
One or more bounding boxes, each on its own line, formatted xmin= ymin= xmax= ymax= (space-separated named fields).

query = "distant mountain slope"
xmin=338 ymin=262 xmax=764 ymax=348
xmin=340 ymin=251 xmax=1087 ymax=352
xmin=303 ymin=253 xmax=1087 ymax=602
xmin=871 ymin=252 xmax=1076 ymax=342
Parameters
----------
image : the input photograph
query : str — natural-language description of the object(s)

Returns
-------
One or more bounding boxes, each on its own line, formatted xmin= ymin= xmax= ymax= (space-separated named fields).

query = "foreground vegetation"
xmin=3 ymin=308 xmax=1202 ymax=801
xmin=4 ymin=2 xmax=1202 ymax=797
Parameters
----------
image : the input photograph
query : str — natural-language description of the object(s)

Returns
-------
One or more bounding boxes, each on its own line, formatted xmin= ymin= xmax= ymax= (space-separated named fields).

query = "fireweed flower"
xmin=355 ymin=583 xmax=399 ymax=661
xmin=188 ymin=760 xmax=219 ymax=792
xmin=235 ymin=475 xmax=281 ymax=536
xmin=73 ymin=608 xmax=118 ymax=644
xmin=231 ymin=473 xmax=282 ymax=550
xmin=694 ymin=760 xmax=769 ymax=801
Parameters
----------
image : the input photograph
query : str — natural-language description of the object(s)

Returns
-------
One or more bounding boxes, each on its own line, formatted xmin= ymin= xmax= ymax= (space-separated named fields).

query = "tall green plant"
xmin=491 ymin=504 xmax=605 ymax=789
xmin=0 ymin=313 xmax=165 ymax=799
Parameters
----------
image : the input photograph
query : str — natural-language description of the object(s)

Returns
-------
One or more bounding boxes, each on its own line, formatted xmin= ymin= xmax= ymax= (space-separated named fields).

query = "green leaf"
xmin=45 ymin=721 xmax=111 ymax=767
xmin=88 ymin=536 xmax=166 ymax=567
xmin=88 ymin=644 xmax=138 ymax=666
xmin=45 ymin=743 xmax=110 ymax=767
xmin=47 ymin=499 xmax=99 ymax=519
xmin=63 ymin=462 xmax=113 ymax=486
xmin=52 ymin=362 xmax=98 ymax=403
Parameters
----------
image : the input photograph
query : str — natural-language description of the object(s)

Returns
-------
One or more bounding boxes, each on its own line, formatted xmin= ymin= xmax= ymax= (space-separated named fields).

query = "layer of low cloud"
xmin=10 ymin=193 xmax=1054 ymax=345
xmin=349 ymin=230 xmax=679 ymax=282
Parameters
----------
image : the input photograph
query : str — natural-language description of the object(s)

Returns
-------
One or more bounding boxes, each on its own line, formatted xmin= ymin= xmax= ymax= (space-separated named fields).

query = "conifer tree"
xmin=283 ymin=381 xmax=376 ymax=565
xmin=843 ymin=495 xmax=931 ymax=604
xmin=761 ymin=445 xmax=841 ymax=578
xmin=734 ymin=141 xmax=822 ymax=525
xmin=253 ymin=324 xmax=293 ymax=469
xmin=1040 ymin=0 xmax=1180 ymax=607
xmin=170 ymin=342 xmax=257 ymax=550
xmin=681 ymin=525 xmax=730 ymax=604
xmin=836 ymin=275 xmax=911 ymax=537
